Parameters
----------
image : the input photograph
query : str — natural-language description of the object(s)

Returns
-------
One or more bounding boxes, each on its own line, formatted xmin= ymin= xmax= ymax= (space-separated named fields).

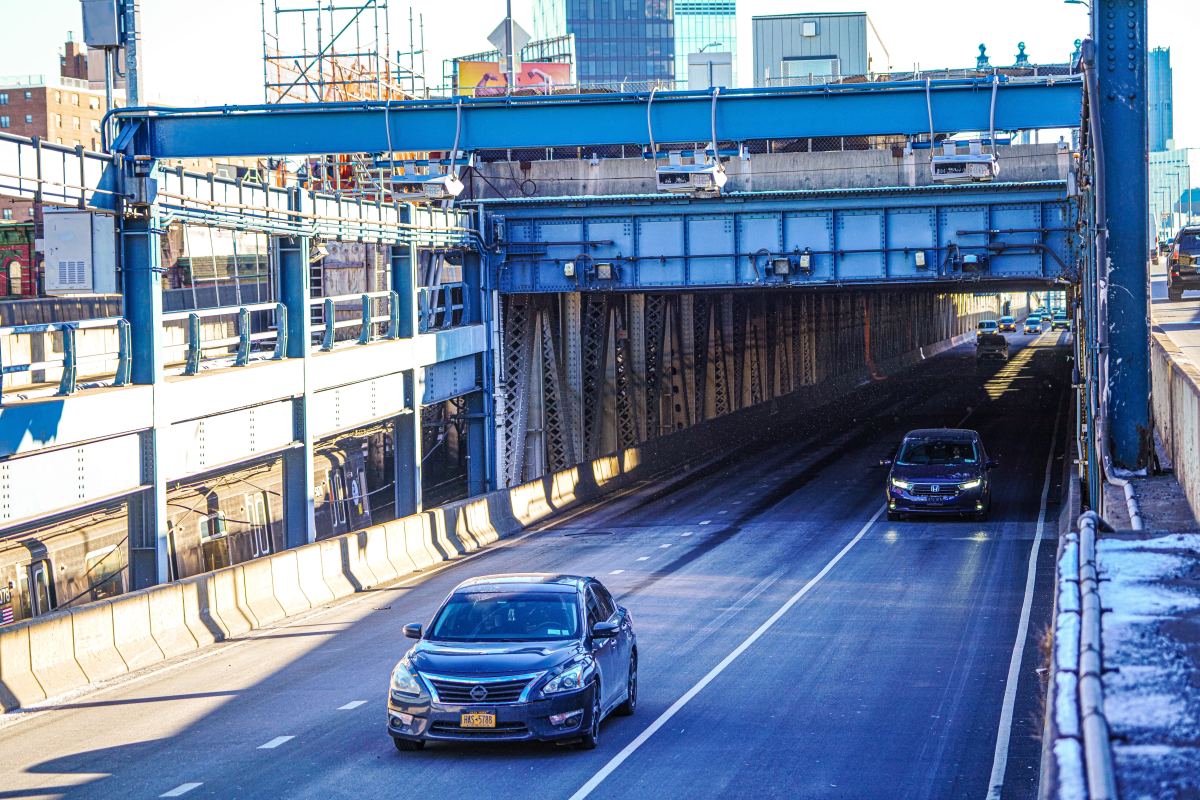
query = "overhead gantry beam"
xmin=111 ymin=76 xmax=1083 ymax=159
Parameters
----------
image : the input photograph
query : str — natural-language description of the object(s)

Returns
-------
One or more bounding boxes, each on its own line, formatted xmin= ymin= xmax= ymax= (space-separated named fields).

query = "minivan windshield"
xmin=978 ymin=321 xmax=997 ymax=329
xmin=428 ymin=591 xmax=580 ymax=642
xmin=897 ymin=439 xmax=978 ymax=466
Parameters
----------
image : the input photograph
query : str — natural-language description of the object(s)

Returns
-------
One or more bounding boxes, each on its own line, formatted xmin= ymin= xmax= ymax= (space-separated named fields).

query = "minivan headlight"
xmin=890 ymin=478 xmax=913 ymax=490
xmin=542 ymin=663 xmax=586 ymax=696
xmin=959 ymin=478 xmax=982 ymax=490
xmin=390 ymin=661 xmax=423 ymax=697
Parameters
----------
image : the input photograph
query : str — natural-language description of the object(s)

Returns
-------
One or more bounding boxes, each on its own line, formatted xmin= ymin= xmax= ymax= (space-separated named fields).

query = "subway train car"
xmin=0 ymin=423 xmax=396 ymax=628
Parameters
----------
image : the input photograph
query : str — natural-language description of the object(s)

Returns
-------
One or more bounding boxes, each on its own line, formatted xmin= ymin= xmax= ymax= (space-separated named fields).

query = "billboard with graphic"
xmin=455 ymin=61 xmax=572 ymax=96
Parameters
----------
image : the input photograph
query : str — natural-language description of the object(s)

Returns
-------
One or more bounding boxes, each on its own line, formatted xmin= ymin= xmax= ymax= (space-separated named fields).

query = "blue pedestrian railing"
xmin=418 ymin=282 xmax=466 ymax=333
xmin=309 ymin=290 xmax=400 ymax=352
xmin=0 ymin=317 xmax=130 ymax=403
xmin=162 ymin=302 xmax=286 ymax=376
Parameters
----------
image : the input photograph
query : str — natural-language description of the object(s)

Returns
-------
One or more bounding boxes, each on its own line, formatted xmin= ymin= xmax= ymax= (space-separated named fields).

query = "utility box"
xmin=81 ymin=0 xmax=121 ymax=48
xmin=43 ymin=210 xmax=118 ymax=295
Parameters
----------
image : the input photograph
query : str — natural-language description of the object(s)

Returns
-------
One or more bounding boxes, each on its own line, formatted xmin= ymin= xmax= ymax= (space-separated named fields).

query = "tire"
xmin=615 ymin=653 xmax=637 ymax=716
xmin=393 ymin=737 xmax=425 ymax=752
xmin=577 ymin=683 xmax=602 ymax=750
xmin=1169 ymin=288 xmax=1184 ymax=302
xmin=886 ymin=510 xmax=903 ymax=521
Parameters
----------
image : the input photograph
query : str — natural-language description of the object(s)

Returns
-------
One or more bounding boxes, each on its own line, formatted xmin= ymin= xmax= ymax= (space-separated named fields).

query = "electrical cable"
xmin=989 ymin=75 xmax=999 ymax=158
xmin=647 ymin=86 xmax=658 ymax=163
xmin=925 ymin=77 xmax=936 ymax=179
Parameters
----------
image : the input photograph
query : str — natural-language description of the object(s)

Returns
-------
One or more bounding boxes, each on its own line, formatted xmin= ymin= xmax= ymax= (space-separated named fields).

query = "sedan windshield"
xmin=428 ymin=591 xmax=580 ymax=642
xmin=897 ymin=439 xmax=978 ymax=466
xmin=1178 ymin=231 xmax=1200 ymax=255
xmin=978 ymin=321 xmax=997 ymax=329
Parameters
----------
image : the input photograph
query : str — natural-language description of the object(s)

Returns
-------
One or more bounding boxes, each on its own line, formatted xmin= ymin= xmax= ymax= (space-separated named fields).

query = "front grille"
xmin=430 ymin=721 xmax=529 ymax=738
xmin=426 ymin=676 xmax=535 ymax=704
xmin=912 ymin=483 xmax=959 ymax=496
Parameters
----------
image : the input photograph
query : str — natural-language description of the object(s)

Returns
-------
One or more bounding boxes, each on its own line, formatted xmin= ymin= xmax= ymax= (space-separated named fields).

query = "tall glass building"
xmin=674 ymin=1 xmax=736 ymax=88
xmin=532 ymin=0 xmax=676 ymax=87
xmin=1148 ymin=47 xmax=1173 ymax=152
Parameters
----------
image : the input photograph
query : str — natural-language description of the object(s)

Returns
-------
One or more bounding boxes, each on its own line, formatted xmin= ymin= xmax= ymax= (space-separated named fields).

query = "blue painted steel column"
xmin=1094 ymin=0 xmax=1150 ymax=469
xmin=392 ymin=207 xmax=423 ymax=515
xmin=462 ymin=246 xmax=493 ymax=494
xmin=280 ymin=188 xmax=316 ymax=545
xmin=121 ymin=162 xmax=169 ymax=587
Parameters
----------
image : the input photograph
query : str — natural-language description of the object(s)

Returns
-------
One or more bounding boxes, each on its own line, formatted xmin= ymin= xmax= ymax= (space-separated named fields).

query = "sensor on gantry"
xmin=649 ymin=86 xmax=729 ymax=196
xmin=926 ymin=75 xmax=1001 ymax=184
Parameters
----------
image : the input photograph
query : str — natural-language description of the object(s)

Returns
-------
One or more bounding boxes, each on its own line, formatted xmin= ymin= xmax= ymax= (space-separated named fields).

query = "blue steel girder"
xmin=486 ymin=182 xmax=1072 ymax=293
xmin=113 ymin=77 xmax=1082 ymax=159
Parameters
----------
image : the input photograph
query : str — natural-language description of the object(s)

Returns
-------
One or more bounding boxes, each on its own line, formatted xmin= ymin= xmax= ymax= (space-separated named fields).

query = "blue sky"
xmin=1 ymin=0 xmax=1196 ymax=157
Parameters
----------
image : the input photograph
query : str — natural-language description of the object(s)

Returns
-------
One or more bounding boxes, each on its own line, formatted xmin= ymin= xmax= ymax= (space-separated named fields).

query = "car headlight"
xmin=390 ymin=661 xmax=423 ymax=697
xmin=959 ymin=478 xmax=983 ymax=490
xmin=890 ymin=478 xmax=913 ymax=490
xmin=542 ymin=663 xmax=586 ymax=696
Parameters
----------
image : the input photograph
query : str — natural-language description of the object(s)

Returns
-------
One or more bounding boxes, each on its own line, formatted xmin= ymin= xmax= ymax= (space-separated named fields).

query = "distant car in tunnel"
xmin=882 ymin=429 xmax=997 ymax=520
xmin=975 ymin=333 xmax=1008 ymax=362
xmin=387 ymin=574 xmax=636 ymax=752
xmin=1050 ymin=313 xmax=1071 ymax=331
xmin=976 ymin=320 xmax=999 ymax=339
xmin=1023 ymin=315 xmax=1044 ymax=335
xmin=997 ymin=316 xmax=1017 ymax=332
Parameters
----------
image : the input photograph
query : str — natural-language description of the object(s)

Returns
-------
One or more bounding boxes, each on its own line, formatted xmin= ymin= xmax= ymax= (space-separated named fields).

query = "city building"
xmin=0 ymin=73 xmax=111 ymax=151
xmin=1149 ymin=149 xmax=1193 ymax=247
xmin=1148 ymin=46 xmax=1173 ymax=152
xmin=752 ymin=11 xmax=891 ymax=88
xmin=532 ymin=0 xmax=675 ymax=87
xmin=675 ymin=1 xmax=737 ymax=89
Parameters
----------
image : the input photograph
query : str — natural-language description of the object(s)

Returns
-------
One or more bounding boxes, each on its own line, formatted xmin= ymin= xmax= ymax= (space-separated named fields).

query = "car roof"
xmin=903 ymin=428 xmax=980 ymax=442
xmin=454 ymin=573 xmax=585 ymax=594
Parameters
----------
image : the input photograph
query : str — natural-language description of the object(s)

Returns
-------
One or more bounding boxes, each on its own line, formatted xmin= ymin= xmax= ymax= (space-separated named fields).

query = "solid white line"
xmin=609 ymin=569 xmax=624 ymax=575
xmin=636 ymin=556 xmax=650 ymax=562
xmin=680 ymin=532 xmax=692 ymax=537
xmin=258 ymin=736 xmax=295 ymax=750
xmin=984 ymin=398 xmax=1063 ymax=800
xmin=698 ymin=520 xmax=711 ymax=526
xmin=160 ymin=784 xmax=202 ymax=798
xmin=338 ymin=700 xmax=367 ymax=710
xmin=659 ymin=544 xmax=671 ymax=549
xmin=567 ymin=503 xmax=886 ymax=800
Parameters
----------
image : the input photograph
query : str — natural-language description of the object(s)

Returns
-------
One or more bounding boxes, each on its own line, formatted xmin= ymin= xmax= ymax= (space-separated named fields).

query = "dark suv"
xmin=1167 ymin=226 xmax=1200 ymax=302
xmin=882 ymin=429 xmax=997 ymax=520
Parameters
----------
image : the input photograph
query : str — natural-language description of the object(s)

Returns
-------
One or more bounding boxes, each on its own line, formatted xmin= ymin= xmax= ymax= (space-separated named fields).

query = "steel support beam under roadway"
xmin=111 ymin=77 xmax=1083 ymax=159
xmin=1092 ymin=0 xmax=1151 ymax=469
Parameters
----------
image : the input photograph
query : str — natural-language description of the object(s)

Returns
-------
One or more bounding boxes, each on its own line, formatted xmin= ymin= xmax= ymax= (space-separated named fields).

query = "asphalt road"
xmin=1151 ymin=255 xmax=1200 ymax=367
xmin=0 ymin=333 xmax=1070 ymax=800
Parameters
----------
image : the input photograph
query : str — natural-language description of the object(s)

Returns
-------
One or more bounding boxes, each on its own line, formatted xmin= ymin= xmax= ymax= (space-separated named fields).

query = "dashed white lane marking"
xmin=659 ymin=544 xmax=672 ymax=549
xmin=609 ymin=569 xmax=624 ymax=575
xmin=717 ymin=510 xmax=728 ymax=515
xmin=567 ymin=503 xmax=887 ymax=800
xmin=338 ymin=701 xmax=367 ymax=710
xmin=258 ymin=736 xmax=295 ymax=750
xmin=698 ymin=520 xmax=711 ymax=525
xmin=161 ymin=784 xmax=202 ymax=798
xmin=731 ymin=500 xmax=742 ymax=505
xmin=680 ymin=532 xmax=693 ymax=537
xmin=636 ymin=556 xmax=650 ymax=562
xmin=985 ymin=399 xmax=1063 ymax=800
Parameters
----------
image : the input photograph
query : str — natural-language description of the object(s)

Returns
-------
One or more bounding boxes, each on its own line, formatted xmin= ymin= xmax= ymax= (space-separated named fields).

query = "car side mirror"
xmin=986 ymin=459 xmax=1000 ymax=470
xmin=592 ymin=621 xmax=619 ymax=639
xmin=878 ymin=458 xmax=893 ymax=467
xmin=403 ymin=623 xmax=423 ymax=639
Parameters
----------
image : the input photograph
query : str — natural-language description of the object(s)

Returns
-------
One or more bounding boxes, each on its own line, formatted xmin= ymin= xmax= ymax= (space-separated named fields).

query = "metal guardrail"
xmin=0 ymin=317 xmax=130 ymax=402
xmin=162 ymin=302 xmax=286 ymax=375
xmin=1049 ymin=510 xmax=1118 ymax=799
xmin=418 ymin=282 xmax=465 ymax=333
xmin=309 ymin=290 xmax=399 ymax=351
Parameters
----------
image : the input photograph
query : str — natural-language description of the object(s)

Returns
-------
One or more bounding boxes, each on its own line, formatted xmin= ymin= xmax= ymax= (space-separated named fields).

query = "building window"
xmin=25 ymin=114 xmax=32 ymax=124
xmin=802 ymin=20 xmax=818 ymax=37
xmin=0 ymin=93 xmax=7 ymax=105
xmin=72 ymin=116 xmax=80 ymax=129
xmin=71 ymin=93 xmax=79 ymax=105
xmin=53 ymin=91 xmax=60 ymax=103
xmin=89 ymin=97 xmax=99 ymax=110
xmin=54 ymin=113 xmax=62 ymax=127
xmin=0 ymin=117 xmax=9 ymax=129
xmin=1 ymin=210 xmax=11 ymax=221
xmin=90 ymin=119 xmax=100 ymax=132
xmin=23 ymin=91 xmax=31 ymax=100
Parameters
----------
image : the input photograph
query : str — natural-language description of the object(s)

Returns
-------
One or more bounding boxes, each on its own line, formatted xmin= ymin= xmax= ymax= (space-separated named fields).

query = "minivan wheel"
xmin=616 ymin=653 xmax=637 ymax=716
xmin=394 ymin=737 xmax=425 ymax=752
xmin=577 ymin=684 xmax=602 ymax=750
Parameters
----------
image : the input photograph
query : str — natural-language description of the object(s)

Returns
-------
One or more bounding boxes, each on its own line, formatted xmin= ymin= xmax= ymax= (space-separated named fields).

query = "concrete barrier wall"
xmin=1151 ymin=330 xmax=1200 ymax=519
xmin=0 ymin=324 xmax=976 ymax=713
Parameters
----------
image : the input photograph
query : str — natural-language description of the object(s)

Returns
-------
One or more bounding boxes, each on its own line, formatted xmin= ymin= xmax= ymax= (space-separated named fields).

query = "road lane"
xmin=0 ymin=333 xmax=1068 ymax=800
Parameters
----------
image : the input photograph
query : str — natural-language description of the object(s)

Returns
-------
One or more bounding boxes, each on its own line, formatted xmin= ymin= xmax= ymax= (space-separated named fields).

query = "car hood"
xmin=408 ymin=639 xmax=583 ymax=676
xmin=891 ymin=464 xmax=982 ymax=482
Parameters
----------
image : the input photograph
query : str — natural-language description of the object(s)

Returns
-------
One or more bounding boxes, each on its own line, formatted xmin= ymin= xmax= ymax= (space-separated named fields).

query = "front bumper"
xmin=387 ymin=683 xmax=597 ymax=744
xmin=887 ymin=484 xmax=988 ymax=514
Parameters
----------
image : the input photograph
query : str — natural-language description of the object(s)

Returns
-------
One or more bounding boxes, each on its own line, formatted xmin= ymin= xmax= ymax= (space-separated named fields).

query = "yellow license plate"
xmin=460 ymin=712 xmax=496 ymax=728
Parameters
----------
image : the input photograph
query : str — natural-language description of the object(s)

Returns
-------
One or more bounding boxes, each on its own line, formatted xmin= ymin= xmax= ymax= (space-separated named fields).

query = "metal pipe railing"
xmin=418 ymin=282 xmax=466 ymax=333
xmin=309 ymin=290 xmax=400 ymax=351
xmin=162 ymin=302 xmax=285 ymax=375
xmin=0 ymin=317 xmax=131 ymax=402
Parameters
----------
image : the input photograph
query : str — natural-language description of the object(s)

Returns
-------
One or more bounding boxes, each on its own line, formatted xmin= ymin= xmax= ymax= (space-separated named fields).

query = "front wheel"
xmin=615 ymin=653 xmax=637 ymax=716
xmin=577 ymin=684 xmax=602 ymax=750
xmin=1169 ymin=287 xmax=1184 ymax=302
